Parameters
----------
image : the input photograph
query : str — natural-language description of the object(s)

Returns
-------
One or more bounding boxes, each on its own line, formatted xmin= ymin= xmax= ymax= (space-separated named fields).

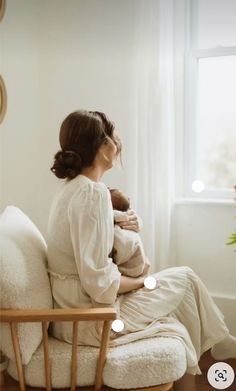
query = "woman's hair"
xmin=51 ymin=110 xmax=122 ymax=180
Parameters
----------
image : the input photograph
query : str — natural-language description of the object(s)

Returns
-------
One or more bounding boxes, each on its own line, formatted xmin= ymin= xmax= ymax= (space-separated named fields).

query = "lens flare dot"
xmin=112 ymin=319 xmax=124 ymax=332
xmin=192 ymin=180 xmax=205 ymax=193
xmin=144 ymin=276 xmax=157 ymax=289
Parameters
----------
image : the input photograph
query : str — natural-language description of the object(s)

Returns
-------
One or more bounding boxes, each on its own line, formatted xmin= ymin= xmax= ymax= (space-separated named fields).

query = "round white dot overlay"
xmin=207 ymin=362 xmax=235 ymax=389
xmin=144 ymin=276 xmax=157 ymax=290
xmin=112 ymin=319 xmax=124 ymax=333
xmin=192 ymin=180 xmax=205 ymax=193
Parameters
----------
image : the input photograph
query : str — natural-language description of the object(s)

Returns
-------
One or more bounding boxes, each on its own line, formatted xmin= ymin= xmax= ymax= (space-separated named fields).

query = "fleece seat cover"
xmin=8 ymin=336 xmax=186 ymax=388
xmin=0 ymin=206 xmax=53 ymax=365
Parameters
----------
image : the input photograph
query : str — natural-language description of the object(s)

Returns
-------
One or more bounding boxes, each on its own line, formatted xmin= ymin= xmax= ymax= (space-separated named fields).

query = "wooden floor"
xmin=1 ymin=350 xmax=235 ymax=391
xmin=195 ymin=350 xmax=236 ymax=391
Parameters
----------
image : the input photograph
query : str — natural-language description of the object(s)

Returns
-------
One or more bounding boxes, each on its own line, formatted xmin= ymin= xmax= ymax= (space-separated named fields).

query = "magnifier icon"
xmin=208 ymin=362 xmax=234 ymax=388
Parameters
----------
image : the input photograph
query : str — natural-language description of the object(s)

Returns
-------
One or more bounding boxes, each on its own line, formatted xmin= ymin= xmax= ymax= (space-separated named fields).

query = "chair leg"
xmin=0 ymin=350 xmax=8 ymax=387
xmin=0 ymin=370 xmax=5 ymax=387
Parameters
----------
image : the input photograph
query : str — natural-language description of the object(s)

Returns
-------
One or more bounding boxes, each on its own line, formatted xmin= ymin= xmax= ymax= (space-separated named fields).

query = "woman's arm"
xmin=118 ymin=260 xmax=151 ymax=294
xmin=118 ymin=275 xmax=145 ymax=294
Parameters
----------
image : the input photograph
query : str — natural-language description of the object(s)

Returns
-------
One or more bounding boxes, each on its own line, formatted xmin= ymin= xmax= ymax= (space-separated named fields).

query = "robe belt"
xmin=47 ymin=269 xmax=80 ymax=280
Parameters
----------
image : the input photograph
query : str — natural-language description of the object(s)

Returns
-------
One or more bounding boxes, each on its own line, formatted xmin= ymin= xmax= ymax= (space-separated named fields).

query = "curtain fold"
xmin=121 ymin=0 xmax=176 ymax=271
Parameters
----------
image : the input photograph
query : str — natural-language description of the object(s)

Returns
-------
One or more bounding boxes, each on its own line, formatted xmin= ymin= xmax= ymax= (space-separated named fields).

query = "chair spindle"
xmin=95 ymin=320 xmax=112 ymax=390
xmin=70 ymin=321 xmax=78 ymax=391
xmin=10 ymin=322 xmax=26 ymax=391
xmin=42 ymin=321 xmax=52 ymax=391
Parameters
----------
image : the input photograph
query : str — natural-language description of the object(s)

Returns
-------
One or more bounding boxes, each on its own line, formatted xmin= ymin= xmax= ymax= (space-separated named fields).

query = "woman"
xmin=47 ymin=110 xmax=236 ymax=391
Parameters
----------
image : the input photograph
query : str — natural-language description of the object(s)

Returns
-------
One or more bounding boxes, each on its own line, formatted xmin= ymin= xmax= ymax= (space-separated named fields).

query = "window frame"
xmin=183 ymin=0 xmax=236 ymax=199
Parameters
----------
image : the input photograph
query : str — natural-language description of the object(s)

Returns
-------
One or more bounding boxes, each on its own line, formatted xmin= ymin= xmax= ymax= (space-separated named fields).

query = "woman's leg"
xmin=169 ymin=267 xmax=231 ymax=361
xmin=170 ymin=266 xmax=233 ymax=362
xmin=173 ymin=373 xmax=196 ymax=391
xmin=185 ymin=268 xmax=236 ymax=359
xmin=211 ymin=334 xmax=236 ymax=360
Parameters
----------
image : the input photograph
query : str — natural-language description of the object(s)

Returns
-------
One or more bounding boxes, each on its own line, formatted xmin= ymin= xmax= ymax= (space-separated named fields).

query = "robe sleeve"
xmin=68 ymin=183 xmax=121 ymax=305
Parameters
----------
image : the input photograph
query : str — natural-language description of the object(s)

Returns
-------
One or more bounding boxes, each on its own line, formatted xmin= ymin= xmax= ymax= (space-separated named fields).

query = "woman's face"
xmin=96 ymin=133 xmax=120 ymax=170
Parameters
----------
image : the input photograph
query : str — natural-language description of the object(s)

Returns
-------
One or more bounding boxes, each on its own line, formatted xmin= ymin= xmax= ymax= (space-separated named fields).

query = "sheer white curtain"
xmin=121 ymin=0 xmax=175 ymax=271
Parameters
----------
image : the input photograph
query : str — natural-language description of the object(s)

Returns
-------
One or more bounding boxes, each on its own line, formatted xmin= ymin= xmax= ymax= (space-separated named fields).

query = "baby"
xmin=109 ymin=188 xmax=150 ymax=277
xmin=109 ymin=189 xmax=130 ymax=212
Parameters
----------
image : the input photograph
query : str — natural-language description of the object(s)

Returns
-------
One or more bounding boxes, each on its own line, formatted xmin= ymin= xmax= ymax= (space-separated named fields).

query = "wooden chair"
xmin=0 ymin=206 xmax=184 ymax=390
xmin=0 ymin=307 xmax=173 ymax=391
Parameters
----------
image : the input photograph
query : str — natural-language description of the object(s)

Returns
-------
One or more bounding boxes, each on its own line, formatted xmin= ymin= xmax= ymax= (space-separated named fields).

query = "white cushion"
xmin=7 ymin=336 xmax=186 ymax=388
xmin=0 ymin=206 xmax=53 ymax=365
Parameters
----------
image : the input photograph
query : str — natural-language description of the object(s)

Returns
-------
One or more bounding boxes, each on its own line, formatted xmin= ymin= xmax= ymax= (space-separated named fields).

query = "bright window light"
xmin=182 ymin=0 xmax=236 ymax=198
xmin=196 ymin=55 xmax=236 ymax=191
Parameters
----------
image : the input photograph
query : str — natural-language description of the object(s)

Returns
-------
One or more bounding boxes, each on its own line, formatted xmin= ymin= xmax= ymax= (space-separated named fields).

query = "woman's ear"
xmin=95 ymin=145 xmax=111 ymax=169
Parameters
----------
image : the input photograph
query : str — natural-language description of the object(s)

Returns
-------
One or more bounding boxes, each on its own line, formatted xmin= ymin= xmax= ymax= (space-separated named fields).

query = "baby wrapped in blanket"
xmin=109 ymin=189 xmax=150 ymax=277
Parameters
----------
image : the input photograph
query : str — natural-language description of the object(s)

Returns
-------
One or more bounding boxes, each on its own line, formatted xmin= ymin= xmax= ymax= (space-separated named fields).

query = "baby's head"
xmin=109 ymin=189 xmax=130 ymax=212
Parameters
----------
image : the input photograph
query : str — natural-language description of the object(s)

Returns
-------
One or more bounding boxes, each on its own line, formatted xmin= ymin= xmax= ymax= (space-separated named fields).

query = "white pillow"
xmin=0 ymin=206 xmax=52 ymax=365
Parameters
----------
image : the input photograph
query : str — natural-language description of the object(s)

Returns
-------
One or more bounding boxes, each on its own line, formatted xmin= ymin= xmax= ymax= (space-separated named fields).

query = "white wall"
xmin=0 ymin=0 xmax=142 ymax=233
xmin=0 ymin=0 xmax=58 ymax=232
xmin=1 ymin=0 xmax=235 ymax=333
xmin=0 ymin=0 xmax=44 ymax=224
xmin=172 ymin=200 xmax=236 ymax=333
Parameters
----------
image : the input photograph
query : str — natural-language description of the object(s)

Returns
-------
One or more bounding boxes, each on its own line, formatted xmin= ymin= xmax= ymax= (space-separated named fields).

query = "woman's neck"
xmin=80 ymin=166 xmax=105 ymax=182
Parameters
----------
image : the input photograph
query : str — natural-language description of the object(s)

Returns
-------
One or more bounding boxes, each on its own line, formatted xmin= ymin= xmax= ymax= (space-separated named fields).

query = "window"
xmin=184 ymin=0 xmax=236 ymax=198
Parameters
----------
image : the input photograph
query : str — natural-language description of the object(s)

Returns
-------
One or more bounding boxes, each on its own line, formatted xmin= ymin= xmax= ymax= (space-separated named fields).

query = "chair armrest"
xmin=0 ymin=307 xmax=117 ymax=323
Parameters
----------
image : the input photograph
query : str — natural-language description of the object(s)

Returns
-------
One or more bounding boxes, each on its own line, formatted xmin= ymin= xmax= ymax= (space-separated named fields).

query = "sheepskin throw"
xmin=0 ymin=206 xmax=52 ymax=364
xmin=7 ymin=336 xmax=186 ymax=388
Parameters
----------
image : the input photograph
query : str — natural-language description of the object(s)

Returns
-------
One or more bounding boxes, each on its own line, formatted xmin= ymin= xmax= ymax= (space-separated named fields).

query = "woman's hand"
xmin=114 ymin=209 xmax=142 ymax=232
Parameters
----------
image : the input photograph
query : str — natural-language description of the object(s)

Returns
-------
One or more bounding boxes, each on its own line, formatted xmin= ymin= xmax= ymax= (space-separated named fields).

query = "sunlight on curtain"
xmin=123 ymin=0 xmax=175 ymax=271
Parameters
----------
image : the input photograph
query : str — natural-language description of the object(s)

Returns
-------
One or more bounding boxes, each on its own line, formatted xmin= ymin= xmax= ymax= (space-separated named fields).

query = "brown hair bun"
xmin=51 ymin=150 xmax=82 ymax=179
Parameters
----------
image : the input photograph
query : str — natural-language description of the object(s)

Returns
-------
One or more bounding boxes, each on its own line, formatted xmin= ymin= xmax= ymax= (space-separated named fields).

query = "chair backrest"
xmin=0 ymin=206 xmax=53 ymax=364
xmin=0 ymin=206 xmax=117 ymax=391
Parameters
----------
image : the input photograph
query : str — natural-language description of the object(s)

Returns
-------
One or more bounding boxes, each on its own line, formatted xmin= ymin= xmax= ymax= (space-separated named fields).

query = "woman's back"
xmin=47 ymin=174 xmax=119 ymax=302
xmin=47 ymin=175 xmax=102 ymax=275
xmin=47 ymin=177 xmax=78 ymax=275
xmin=46 ymin=174 xmax=121 ymax=345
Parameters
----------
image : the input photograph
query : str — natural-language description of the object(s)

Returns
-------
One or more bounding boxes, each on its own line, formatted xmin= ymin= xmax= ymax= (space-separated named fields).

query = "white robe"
xmin=47 ymin=174 xmax=229 ymax=375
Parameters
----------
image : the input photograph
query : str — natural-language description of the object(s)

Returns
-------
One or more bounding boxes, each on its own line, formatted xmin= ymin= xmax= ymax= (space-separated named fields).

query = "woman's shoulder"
xmin=68 ymin=175 xmax=109 ymax=206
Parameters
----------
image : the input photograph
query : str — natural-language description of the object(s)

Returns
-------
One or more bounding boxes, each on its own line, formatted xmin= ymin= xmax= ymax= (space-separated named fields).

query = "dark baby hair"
xmin=109 ymin=189 xmax=130 ymax=211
